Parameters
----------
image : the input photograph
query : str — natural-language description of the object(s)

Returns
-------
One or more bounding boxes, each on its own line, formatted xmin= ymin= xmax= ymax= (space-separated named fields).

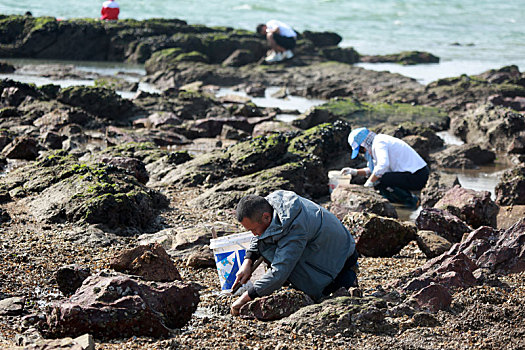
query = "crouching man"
xmin=231 ymin=190 xmax=358 ymax=316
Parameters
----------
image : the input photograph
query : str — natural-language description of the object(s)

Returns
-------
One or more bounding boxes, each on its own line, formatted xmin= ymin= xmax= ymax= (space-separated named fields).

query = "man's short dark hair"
xmin=236 ymin=194 xmax=273 ymax=222
xmin=256 ymin=24 xmax=266 ymax=36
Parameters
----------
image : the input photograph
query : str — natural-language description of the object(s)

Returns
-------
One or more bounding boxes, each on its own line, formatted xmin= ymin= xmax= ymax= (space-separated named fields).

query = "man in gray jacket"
xmin=231 ymin=190 xmax=358 ymax=316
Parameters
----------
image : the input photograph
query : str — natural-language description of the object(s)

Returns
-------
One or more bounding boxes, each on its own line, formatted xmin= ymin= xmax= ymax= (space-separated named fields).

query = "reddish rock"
xmin=343 ymin=212 xmax=416 ymax=257
xmin=42 ymin=273 xmax=199 ymax=339
xmin=411 ymin=284 xmax=452 ymax=312
xmin=239 ymin=289 xmax=313 ymax=321
xmin=109 ymin=243 xmax=181 ymax=282
xmin=1 ymin=135 xmax=39 ymax=160
xmin=415 ymin=208 xmax=472 ymax=243
xmin=420 ymin=172 xmax=460 ymax=208
xmin=476 ymin=218 xmax=525 ymax=274
xmin=434 ymin=185 xmax=499 ymax=228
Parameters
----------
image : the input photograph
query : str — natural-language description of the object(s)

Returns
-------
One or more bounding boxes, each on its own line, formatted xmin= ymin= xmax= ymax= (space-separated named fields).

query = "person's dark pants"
xmin=376 ymin=166 xmax=429 ymax=192
xmin=322 ymin=249 xmax=359 ymax=296
xmin=273 ymin=33 xmax=296 ymax=50
xmin=374 ymin=166 xmax=429 ymax=207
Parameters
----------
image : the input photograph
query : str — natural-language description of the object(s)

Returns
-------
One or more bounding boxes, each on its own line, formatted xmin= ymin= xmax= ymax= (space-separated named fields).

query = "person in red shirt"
xmin=100 ymin=0 xmax=120 ymax=20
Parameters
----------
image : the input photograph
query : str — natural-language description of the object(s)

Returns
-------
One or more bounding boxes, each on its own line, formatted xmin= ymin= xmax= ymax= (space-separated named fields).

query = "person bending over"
xmin=231 ymin=190 xmax=358 ymax=316
xmin=341 ymin=127 xmax=429 ymax=208
xmin=256 ymin=20 xmax=297 ymax=63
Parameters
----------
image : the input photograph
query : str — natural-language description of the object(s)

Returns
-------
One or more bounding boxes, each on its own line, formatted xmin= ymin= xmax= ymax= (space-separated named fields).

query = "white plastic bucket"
xmin=209 ymin=232 xmax=265 ymax=293
xmin=328 ymin=170 xmax=351 ymax=193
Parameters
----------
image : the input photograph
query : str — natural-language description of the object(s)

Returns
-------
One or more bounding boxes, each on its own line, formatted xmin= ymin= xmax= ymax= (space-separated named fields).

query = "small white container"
xmin=328 ymin=170 xmax=351 ymax=193
xmin=209 ymin=232 xmax=266 ymax=293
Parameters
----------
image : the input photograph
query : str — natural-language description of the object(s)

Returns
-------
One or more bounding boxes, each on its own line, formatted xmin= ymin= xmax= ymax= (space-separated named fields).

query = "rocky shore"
xmin=0 ymin=15 xmax=524 ymax=349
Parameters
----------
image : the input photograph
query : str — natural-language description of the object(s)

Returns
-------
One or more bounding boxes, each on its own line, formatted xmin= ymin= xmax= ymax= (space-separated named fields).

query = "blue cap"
xmin=348 ymin=127 xmax=369 ymax=159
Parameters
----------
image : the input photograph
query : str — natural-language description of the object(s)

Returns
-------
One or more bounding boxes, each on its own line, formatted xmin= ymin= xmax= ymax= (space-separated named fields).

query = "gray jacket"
xmin=248 ymin=190 xmax=355 ymax=301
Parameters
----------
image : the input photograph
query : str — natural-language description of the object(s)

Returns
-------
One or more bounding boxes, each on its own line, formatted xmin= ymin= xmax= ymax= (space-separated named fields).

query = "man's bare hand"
xmin=230 ymin=291 xmax=252 ymax=316
xmin=232 ymin=258 xmax=252 ymax=291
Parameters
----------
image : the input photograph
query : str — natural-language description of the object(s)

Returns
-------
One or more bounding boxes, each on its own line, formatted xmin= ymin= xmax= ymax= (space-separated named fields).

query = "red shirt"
xmin=101 ymin=0 xmax=119 ymax=20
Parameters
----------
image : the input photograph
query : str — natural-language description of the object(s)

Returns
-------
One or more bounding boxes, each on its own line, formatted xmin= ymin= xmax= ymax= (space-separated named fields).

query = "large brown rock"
xmin=495 ymin=165 xmax=525 ymax=206
xmin=415 ymin=208 xmax=472 ymax=243
xmin=1 ymin=135 xmax=39 ymax=160
xmin=42 ymin=272 xmax=199 ymax=339
xmin=415 ymin=230 xmax=453 ymax=259
xmin=434 ymin=185 xmax=499 ymax=228
xmin=240 ymin=289 xmax=313 ymax=321
xmin=343 ymin=212 xmax=416 ymax=257
xmin=330 ymin=184 xmax=398 ymax=220
xmin=109 ymin=243 xmax=182 ymax=282
xmin=420 ymin=172 xmax=460 ymax=208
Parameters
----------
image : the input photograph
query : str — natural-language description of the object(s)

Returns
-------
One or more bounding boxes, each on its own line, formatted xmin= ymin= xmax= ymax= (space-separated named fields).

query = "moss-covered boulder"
xmin=420 ymin=66 xmax=525 ymax=113
xmin=278 ymin=296 xmax=393 ymax=336
xmin=3 ymin=150 xmax=168 ymax=233
xmin=0 ymin=79 xmax=46 ymax=107
xmin=57 ymin=86 xmax=139 ymax=122
xmin=302 ymin=98 xmax=449 ymax=129
xmin=150 ymin=121 xmax=352 ymax=207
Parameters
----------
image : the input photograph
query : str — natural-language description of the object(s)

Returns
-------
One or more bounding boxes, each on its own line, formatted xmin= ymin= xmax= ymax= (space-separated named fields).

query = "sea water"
xmin=1 ymin=0 xmax=524 ymax=83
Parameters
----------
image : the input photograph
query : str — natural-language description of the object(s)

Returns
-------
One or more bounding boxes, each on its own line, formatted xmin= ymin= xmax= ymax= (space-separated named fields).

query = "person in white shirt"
xmin=256 ymin=20 xmax=297 ymax=63
xmin=341 ymin=127 xmax=429 ymax=208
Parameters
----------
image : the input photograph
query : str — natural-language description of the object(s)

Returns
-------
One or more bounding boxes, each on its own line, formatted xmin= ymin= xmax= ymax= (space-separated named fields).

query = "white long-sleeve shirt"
xmin=371 ymin=134 xmax=427 ymax=177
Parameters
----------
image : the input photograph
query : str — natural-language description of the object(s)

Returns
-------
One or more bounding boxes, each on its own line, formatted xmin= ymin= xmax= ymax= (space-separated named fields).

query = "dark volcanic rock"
xmin=434 ymin=185 xmax=499 ymax=228
xmin=1 ymin=135 xmax=39 ymax=160
xmin=343 ymin=212 xmax=416 ymax=257
xmin=240 ymin=289 xmax=313 ymax=321
xmin=320 ymin=46 xmax=360 ymax=64
xmin=360 ymin=51 xmax=439 ymax=65
xmin=302 ymin=31 xmax=342 ymax=47
xmin=330 ymin=184 xmax=398 ymax=220
xmin=0 ymin=61 xmax=15 ymax=73
xmin=109 ymin=243 xmax=182 ymax=282
xmin=55 ymin=265 xmax=91 ymax=296
xmin=57 ymin=86 xmax=139 ymax=122
xmin=432 ymin=144 xmax=495 ymax=169
xmin=495 ymin=165 xmax=525 ymax=206
xmin=41 ymin=272 xmax=199 ymax=339
xmin=415 ymin=208 xmax=472 ymax=243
